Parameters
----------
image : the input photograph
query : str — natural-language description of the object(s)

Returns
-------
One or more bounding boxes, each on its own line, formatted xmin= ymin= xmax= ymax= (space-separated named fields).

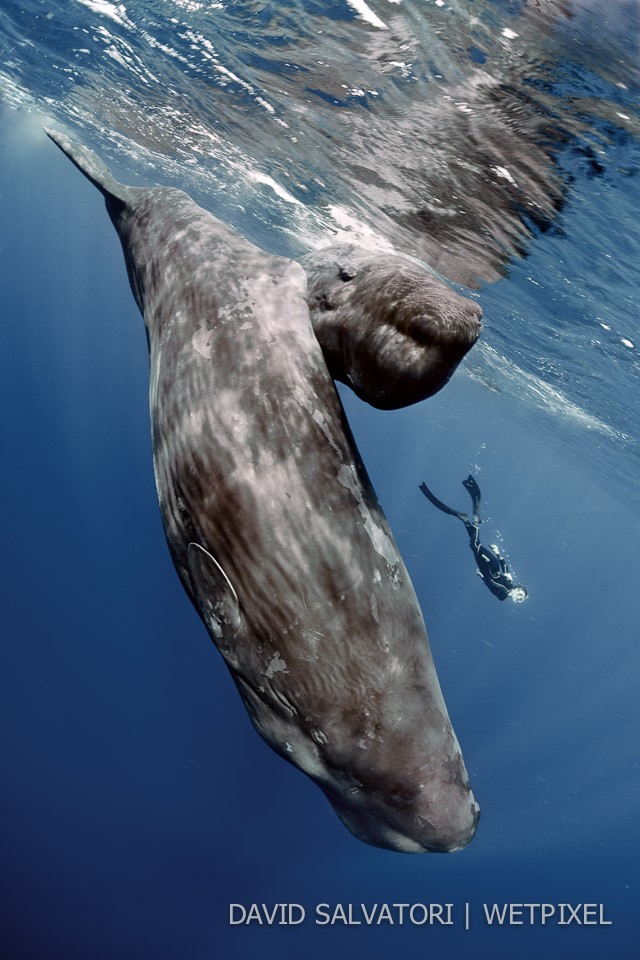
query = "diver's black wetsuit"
xmin=419 ymin=475 xmax=515 ymax=601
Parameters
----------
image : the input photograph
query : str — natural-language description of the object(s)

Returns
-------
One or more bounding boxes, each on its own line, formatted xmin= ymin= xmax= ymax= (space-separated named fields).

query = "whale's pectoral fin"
xmin=187 ymin=543 xmax=242 ymax=656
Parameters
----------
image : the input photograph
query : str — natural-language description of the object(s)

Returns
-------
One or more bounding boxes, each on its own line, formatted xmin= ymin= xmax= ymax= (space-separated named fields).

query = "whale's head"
xmin=236 ymin=678 xmax=480 ymax=854
xmin=188 ymin=528 xmax=479 ymax=855
xmin=323 ymin=736 xmax=480 ymax=854
xmin=301 ymin=244 xmax=482 ymax=410
xmin=229 ymin=588 xmax=480 ymax=855
xmin=314 ymin=678 xmax=481 ymax=854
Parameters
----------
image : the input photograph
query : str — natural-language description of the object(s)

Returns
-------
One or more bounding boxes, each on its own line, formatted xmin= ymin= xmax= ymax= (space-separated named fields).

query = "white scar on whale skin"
xmin=191 ymin=325 xmax=212 ymax=360
xmin=293 ymin=385 xmax=344 ymax=460
xmin=337 ymin=465 xmax=399 ymax=569
xmin=265 ymin=654 xmax=288 ymax=679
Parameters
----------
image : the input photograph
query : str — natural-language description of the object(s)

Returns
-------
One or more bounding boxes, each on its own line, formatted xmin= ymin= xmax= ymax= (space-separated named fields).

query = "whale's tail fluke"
xmin=45 ymin=127 xmax=133 ymax=207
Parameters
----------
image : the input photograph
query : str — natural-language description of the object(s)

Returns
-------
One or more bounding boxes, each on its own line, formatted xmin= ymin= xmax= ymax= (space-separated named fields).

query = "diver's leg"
xmin=464 ymin=519 xmax=481 ymax=547
xmin=462 ymin=474 xmax=481 ymax=524
xmin=419 ymin=481 xmax=467 ymax=520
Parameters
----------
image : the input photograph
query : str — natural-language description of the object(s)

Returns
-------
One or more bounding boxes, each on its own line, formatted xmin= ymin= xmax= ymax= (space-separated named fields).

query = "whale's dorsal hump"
xmin=187 ymin=543 xmax=242 ymax=662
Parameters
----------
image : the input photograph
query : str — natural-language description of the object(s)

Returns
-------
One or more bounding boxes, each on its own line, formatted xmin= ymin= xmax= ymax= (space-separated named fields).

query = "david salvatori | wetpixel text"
xmin=228 ymin=902 xmax=613 ymax=927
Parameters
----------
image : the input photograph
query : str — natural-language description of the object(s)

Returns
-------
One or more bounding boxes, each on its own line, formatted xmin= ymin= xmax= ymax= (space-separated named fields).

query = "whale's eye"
xmin=339 ymin=267 xmax=355 ymax=282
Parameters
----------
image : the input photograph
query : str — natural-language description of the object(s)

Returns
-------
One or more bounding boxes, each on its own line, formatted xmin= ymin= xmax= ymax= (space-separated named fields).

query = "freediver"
xmin=419 ymin=475 xmax=528 ymax=602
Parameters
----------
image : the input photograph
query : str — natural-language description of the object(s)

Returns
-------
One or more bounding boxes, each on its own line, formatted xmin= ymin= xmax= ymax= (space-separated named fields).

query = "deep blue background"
xmin=1 ymin=107 xmax=639 ymax=959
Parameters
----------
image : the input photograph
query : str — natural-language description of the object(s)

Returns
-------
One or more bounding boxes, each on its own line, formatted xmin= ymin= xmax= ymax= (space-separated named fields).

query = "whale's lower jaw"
xmin=327 ymin=788 xmax=480 ymax=854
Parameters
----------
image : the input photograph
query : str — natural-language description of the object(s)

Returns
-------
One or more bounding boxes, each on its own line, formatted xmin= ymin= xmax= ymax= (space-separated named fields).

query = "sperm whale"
xmin=46 ymin=127 xmax=479 ymax=852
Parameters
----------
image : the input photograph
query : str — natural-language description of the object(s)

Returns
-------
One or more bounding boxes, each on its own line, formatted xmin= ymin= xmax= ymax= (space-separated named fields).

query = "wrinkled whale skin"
xmin=46 ymin=128 xmax=479 ymax=853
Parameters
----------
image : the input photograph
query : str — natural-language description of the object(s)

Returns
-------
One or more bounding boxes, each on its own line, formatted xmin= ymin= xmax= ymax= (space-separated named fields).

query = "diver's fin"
xmin=187 ymin=542 xmax=242 ymax=652
xmin=462 ymin=474 xmax=481 ymax=521
xmin=419 ymin=482 xmax=466 ymax=520
xmin=462 ymin=475 xmax=481 ymax=499
xmin=45 ymin=126 xmax=133 ymax=206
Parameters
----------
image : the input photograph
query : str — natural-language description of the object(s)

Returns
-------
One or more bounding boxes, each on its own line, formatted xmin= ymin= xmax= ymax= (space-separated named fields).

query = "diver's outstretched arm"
xmin=419 ymin=481 xmax=467 ymax=520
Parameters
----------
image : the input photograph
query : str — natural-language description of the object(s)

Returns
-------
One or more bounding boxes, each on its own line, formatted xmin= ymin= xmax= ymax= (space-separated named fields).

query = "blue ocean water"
xmin=1 ymin=2 xmax=639 ymax=959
